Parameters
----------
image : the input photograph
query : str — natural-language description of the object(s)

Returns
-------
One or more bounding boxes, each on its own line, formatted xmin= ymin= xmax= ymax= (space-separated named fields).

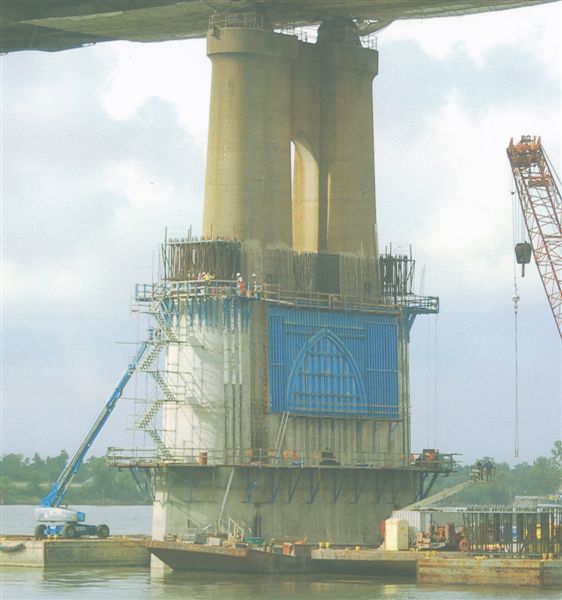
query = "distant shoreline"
xmin=0 ymin=502 xmax=150 ymax=507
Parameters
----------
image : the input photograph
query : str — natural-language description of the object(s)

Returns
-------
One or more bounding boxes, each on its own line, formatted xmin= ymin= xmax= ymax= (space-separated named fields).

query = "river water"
xmin=1 ymin=505 xmax=559 ymax=600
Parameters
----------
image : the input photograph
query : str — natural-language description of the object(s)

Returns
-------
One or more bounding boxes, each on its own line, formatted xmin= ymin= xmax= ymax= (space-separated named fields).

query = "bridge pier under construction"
xmin=0 ymin=0 xmax=558 ymax=583
xmin=110 ymin=231 xmax=448 ymax=544
xmin=99 ymin=10 xmax=456 ymax=546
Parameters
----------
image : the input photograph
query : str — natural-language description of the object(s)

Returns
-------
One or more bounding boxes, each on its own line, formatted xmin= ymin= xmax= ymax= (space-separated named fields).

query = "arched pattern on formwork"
xmin=292 ymin=132 xmax=319 ymax=252
xmin=286 ymin=328 xmax=367 ymax=415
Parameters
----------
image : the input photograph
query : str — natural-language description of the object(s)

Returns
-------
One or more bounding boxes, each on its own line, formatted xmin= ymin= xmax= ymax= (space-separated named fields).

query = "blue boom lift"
xmin=34 ymin=340 xmax=149 ymax=539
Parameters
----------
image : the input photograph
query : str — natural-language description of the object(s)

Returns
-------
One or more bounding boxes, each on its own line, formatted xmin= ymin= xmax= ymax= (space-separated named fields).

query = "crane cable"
xmin=433 ymin=313 xmax=438 ymax=450
xmin=511 ymin=180 xmax=521 ymax=460
xmin=512 ymin=278 xmax=520 ymax=460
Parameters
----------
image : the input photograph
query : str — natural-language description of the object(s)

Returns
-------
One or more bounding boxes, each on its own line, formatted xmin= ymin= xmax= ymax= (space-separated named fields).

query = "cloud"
xmin=415 ymin=94 xmax=559 ymax=289
xmin=374 ymin=7 xmax=561 ymax=464
xmin=99 ymin=40 xmax=211 ymax=149
xmin=375 ymin=19 xmax=561 ymax=307
xmin=1 ymin=46 xmax=207 ymax=455
xmin=382 ymin=3 xmax=561 ymax=80
xmin=2 ymin=58 xmax=205 ymax=313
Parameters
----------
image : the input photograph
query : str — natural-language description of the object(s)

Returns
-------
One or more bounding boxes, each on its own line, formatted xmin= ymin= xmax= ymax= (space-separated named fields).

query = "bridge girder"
xmin=0 ymin=0 xmax=555 ymax=54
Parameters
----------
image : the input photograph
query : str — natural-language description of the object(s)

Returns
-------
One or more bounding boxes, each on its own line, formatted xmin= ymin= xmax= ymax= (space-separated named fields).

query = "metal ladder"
xmin=217 ymin=448 xmax=241 ymax=532
xmin=217 ymin=468 xmax=236 ymax=532
xmin=274 ymin=412 xmax=290 ymax=465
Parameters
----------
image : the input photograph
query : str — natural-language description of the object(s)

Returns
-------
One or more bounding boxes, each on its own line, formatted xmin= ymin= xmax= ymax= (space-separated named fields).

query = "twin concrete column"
xmin=203 ymin=22 xmax=379 ymax=257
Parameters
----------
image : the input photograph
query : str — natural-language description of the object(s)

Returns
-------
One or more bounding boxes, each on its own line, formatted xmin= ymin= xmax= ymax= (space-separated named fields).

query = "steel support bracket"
xmin=288 ymin=468 xmax=304 ymax=503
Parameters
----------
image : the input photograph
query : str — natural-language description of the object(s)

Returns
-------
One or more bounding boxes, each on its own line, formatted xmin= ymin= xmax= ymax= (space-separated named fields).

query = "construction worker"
xmin=236 ymin=273 xmax=244 ymax=296
xmin=484 ymin=459 xmax=495 ymax=481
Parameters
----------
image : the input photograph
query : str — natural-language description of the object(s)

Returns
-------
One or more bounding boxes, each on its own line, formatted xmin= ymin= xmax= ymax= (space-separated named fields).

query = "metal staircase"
xmin=139 ymin=337 xmax=166 ymax=371
xmin=151 ymin=371 xmax=178 ymax=404
xmin=145 ymin=429 xmax=174 ymax=461
xmin=133 ymin=315 xmax=183 ymax=461
xmin=153 ymin=310 xmax=179 ymax=343
xmin=135 ymin=347 xmax=177 ymax=460
xmin=136 ymin=397 xmax=166 ymax=430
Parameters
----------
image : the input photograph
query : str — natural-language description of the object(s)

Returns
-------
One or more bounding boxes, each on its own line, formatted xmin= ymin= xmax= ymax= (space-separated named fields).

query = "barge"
xmin=148 ymin=539 xmax=562 ymax=589
xmin=0 ymin=536 xmax=150 ymax=568
xmin=149 ymin=539 xmax=311 ymax=574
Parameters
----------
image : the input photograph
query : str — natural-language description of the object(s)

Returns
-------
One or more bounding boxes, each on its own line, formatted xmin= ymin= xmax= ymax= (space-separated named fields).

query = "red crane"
xmin=507 ymin=136 xmax=562 ymax=339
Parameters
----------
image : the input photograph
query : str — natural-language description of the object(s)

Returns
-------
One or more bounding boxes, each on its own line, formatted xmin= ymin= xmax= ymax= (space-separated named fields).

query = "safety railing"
xmin=208 ymin=14 xmax=377 ymax=51
xmin=275 ymin=26 xmax=377 ymax=50
xmin=209 ymin=13 xmax=270 ymax=32
xmin=133 ymin=279 xmax=438 ymax=315
xmin=107 ymin=446 xmax=458 ymax=472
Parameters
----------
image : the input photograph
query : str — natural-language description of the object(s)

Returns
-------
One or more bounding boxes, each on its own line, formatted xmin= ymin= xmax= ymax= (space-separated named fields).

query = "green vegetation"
xmin=430 ymin=441 xmax=562 ymax=505
xmin=0 ymin=452 xmax=149 ymax=505
xmin=1 ymin=441 xmax=560 ymax=506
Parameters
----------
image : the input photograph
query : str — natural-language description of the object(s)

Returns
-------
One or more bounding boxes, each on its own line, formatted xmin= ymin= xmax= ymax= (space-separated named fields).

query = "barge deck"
xmin=149 ymin=540 xmax=311 ymax=574
xmin=0 ymin=536 xmax=150 ymax=568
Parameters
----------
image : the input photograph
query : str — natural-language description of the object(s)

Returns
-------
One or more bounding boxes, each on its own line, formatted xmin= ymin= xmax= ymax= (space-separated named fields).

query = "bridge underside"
xmin=1 ymin=0 xmax=553 ymax=53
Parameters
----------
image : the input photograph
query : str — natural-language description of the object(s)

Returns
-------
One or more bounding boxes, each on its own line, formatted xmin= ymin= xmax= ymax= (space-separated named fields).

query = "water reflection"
xmin=0 ymin=506 xmax=559 ymax=600
xmin=1 ymin=567 xmax=560 ymax=600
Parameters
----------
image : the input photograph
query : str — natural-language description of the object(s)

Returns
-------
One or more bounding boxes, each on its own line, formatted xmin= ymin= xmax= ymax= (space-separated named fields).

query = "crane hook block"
xmin=514 ymin=242 xmax=532 ymax=276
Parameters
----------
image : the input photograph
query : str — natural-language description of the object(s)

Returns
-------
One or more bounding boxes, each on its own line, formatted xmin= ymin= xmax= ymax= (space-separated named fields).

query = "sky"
xmin=1 ymin=2 xmax=561 ymax=467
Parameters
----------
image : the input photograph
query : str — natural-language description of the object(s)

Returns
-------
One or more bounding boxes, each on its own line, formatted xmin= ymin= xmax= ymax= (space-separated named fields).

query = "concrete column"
xmin=203 ymin=27 xmax=297 ymax=245
xmin=317 ymin=19 xmax=379 ymax=256
xmin=291 ymin=43 xmax=321 ymax=253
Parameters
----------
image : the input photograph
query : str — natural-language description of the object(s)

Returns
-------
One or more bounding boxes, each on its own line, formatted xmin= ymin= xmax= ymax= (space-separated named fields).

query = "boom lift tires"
xmin=62 ymin=523 xmax=77 ymax=539
xmin=34 ymin=524 xmax=46 ymax=539
xmin=96 ymin=524 xmax=110 ymax=538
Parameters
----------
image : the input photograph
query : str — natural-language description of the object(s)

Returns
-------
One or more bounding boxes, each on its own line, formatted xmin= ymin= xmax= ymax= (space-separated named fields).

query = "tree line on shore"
xmin=0 ymin=452 xmax=147 ymax=505
xmin=428 ymin=441 xmax=561 ymax=505
xmin=1 ymin=441 xmax=560 ymax=506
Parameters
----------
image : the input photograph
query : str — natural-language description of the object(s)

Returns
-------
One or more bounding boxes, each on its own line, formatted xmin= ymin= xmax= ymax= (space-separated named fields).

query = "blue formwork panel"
xmin=268 ymin=307 xmax=399 ymax=419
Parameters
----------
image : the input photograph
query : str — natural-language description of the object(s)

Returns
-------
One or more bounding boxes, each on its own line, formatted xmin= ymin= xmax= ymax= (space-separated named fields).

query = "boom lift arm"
xmin=39 ymin=339 xmax=150 ymax=508
xmin=402 ymin=459 xmax=494 ymax=511
xmin=507 ymin=136 xmax=562 ymax=339
xmin=401 ymin=479 xmax=476 ymax=511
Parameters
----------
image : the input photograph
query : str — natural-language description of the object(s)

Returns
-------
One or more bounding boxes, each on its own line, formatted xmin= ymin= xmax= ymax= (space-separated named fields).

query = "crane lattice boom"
xmin=507 ymin=136 xmax=562 ymax=339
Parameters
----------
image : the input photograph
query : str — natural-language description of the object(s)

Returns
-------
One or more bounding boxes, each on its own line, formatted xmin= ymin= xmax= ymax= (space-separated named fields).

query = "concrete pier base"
xmin=0 ymin=536 xmax=150 ymax=568
xmin=152 ymin=465 xmax=421 ymax=546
